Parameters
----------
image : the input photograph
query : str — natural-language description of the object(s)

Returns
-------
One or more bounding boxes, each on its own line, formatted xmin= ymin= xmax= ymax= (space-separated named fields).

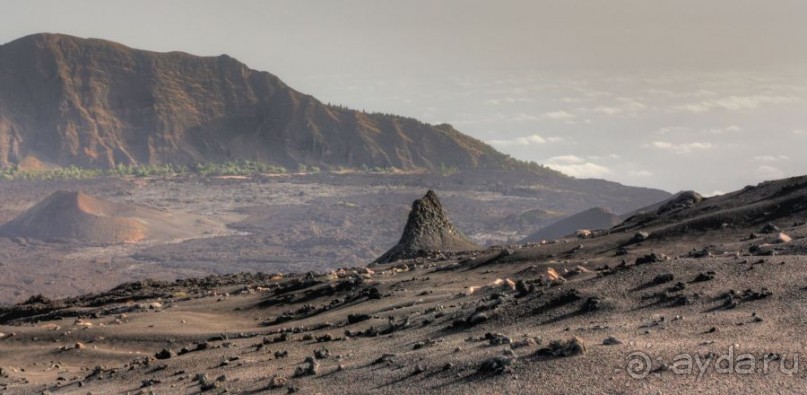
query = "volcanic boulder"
xmin=373 ymin=190 xmax=479 ymax=264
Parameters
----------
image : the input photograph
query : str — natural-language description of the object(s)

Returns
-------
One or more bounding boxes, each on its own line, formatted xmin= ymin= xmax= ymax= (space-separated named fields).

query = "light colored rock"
xmin=777 ymin=232 xmax=792 ymax=243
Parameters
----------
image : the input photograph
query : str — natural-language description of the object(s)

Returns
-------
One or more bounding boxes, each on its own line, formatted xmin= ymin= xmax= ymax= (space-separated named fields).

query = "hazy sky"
xmin=2 ymin=0 xmax=806 ymax=194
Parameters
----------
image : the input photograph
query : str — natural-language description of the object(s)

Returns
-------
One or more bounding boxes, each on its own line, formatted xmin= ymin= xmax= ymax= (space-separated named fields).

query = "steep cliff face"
xmin=0 ymin=33 xmax=517 ymax=171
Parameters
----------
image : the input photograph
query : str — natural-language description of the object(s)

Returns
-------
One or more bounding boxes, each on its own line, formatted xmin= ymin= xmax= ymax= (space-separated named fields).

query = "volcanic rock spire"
xmin=374 ymin=190 xmax=479 ymax=264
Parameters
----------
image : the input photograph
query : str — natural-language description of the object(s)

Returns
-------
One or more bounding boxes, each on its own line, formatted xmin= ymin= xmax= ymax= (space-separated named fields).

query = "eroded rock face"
xmin=374 ymin=190 xmax=479 ymax=264
xmin=0 ymin=33 xmax=511 ymax=171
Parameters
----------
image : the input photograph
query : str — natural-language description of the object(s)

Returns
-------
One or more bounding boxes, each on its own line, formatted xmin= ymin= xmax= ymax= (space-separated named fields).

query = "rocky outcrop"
xmin=374 ymin=190 xmax=479 ymax=264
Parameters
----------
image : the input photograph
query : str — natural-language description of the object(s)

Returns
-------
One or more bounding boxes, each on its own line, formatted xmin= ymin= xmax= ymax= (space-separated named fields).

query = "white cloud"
xmin=794 ymin=129 xmax=807 ymax=135
xmin=753 ymin=155 xmax=789 ymax=162
xmin=673 ymin=95 xmax=798 ymax=113
xmin=488 ymin=134 xmax=563 ymax=147
xmin=628 ymin=169 xmax=654 ymax=177
xmin=484 ymin=97 xmax=534 ymax=105
xmin=544 ymin=155 xmax=611 ymax=178
xmin=644 ymin=141 xmax=713 ymax=154
xmin=541 ymin=110 xmax=575 ymax=120
xmin=656 ymin=126 xmax=689 ymax=135
xmin=755 ymin=165 xmax=785 ymax=180
xmin=656 ymin=125 xmax=741 ymax=135
xmin=591 ymin=101 xmax=647 ymax=116
xmin=560 ymin=97 xmax=589 ymax=104
xmin=512 ymin=113 xmax=541 ymax=122
xmin=704 ymin=125 xmax=741 ymax=134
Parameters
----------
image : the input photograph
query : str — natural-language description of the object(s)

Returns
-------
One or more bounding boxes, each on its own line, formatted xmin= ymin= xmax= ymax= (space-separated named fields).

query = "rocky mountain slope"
xmin=0 ymin=33 xmax=525 ymax=172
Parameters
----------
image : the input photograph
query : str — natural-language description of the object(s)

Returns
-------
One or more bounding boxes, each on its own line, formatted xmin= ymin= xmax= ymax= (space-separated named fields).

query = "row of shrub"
xmin=0 ymin=160 xmax=535 ymax=181
xmin=0 ymin=161 xmax=291 ymax=181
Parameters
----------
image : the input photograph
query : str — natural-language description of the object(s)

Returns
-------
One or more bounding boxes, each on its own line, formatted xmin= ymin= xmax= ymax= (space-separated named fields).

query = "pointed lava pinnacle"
xmin=373 ymin=190 xmax=479 ymax=264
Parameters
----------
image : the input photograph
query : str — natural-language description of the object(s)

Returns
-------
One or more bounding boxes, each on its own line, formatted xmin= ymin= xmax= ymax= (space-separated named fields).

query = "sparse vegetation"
xmin=0 ymin=161 xmax=289 ymax=181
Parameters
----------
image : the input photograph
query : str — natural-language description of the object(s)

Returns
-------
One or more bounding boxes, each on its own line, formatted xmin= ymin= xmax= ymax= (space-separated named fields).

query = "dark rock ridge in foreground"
xmin=374 ymin=190 xmax=479 ymax=264
xmin=0 ymin=33 xmax=527 ymax=173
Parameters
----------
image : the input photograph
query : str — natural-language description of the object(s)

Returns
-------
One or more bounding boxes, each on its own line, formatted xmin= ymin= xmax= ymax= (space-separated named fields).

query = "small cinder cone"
xmin=373 ymin=190 xmax=479 ymax=264
xmin=0 ymin=191 xmax=149 ymax=244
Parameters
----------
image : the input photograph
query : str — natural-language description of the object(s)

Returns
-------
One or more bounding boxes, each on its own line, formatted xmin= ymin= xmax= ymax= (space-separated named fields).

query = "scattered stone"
xmin=477 ymin=356 xmax=515 ymax=375
xmin=630 ymin=232 xmax=650 ymax=243
xmin=534 ymin=337 xmax=586 ymax=358
xmin=274 ymin=350 xmax=289 ymax=359
xmin=693 ymin=271 xmax=715 ymax=282
xmin=268 ymin=374 xmax=287 ymax=389
xmin=776 ymin=233 xmax=792 ymax=243
xmin=515 ymin=280 xmax=537 ymax=296
xmin=687 ymin=248 xmax=712 ymax=258
xmin=316 ymin=334 xmax=334 ymax=343
xmin=485 ymin=332 xmax=512 ymax=345
xmin=347 ymin=314 xmax=371 ymax=324
xmin=741 ymin=288 xmax=773 ymax=301
xmin=544 ymin=289 xmax=582 ymax=309
xmin=413 ymin=364 xmax=426 ymax=375
xmin=750 ymin=244 xmax=776 ymax=256
xmin=671 ymin=295 xmax=692 ymax=306
xmin=602 ymin=336 xmax=622 ymax=345
xmin=314 ymin=348 xmax=330 ymax=359
xmin=668 ymin=282 xmax=686 ymax=292
xmin=413 ymin=339 xmax=436 ymax=350
xmin=653 ymin=273 xmax=675 ymax=285
xmin=293 ymin=356 xmax=319 ymax=377
xmin=155 ymin=348 xmax=174 ymax=360
xmin=760 ymin=223 xmax=780 ymax=234
xmin=511 ymin=336 xmax=541 ymax=349
xmin=580 ymin=296 xmax=604 ymax=312
xmin=452 ymin=312 xmax=489 ymax=329
xmin=636 ymin=253 xmax=667 ymax=265
xmin=196 ymin=341 xmax=211 ymax=351
xmin=373 ymin=353 xmax=398 ymax=365
xmin=364 ymin=287 xmax=383 ymax=300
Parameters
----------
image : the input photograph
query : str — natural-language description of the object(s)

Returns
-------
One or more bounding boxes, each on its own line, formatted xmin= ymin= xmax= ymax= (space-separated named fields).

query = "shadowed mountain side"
xmin=0 ymin=190 xmax=225 ymax=244
xmin=374 ymin=190 xmax=479 ymax=264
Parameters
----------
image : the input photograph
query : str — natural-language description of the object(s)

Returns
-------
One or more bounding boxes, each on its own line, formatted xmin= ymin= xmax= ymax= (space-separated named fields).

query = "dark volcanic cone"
xmin=374 ymin=190 xmax=479 ymax=264
xmin=0 ymin=190 xmax=221 ymax=244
